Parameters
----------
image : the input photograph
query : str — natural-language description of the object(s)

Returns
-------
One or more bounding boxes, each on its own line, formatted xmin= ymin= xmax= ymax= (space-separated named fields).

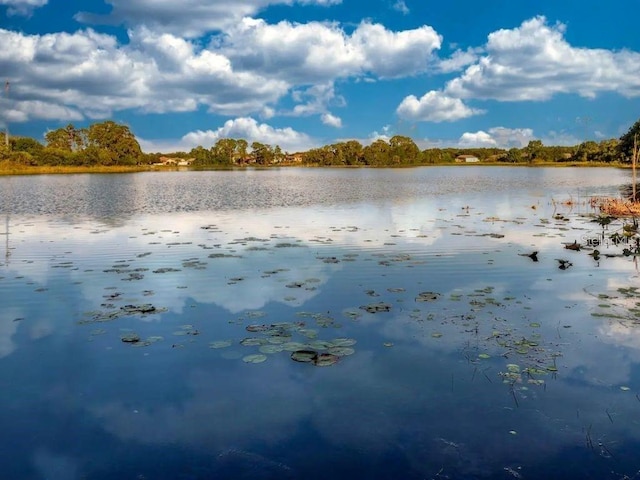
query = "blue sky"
xmin=1 ymin=0 xmax=639 ymax=153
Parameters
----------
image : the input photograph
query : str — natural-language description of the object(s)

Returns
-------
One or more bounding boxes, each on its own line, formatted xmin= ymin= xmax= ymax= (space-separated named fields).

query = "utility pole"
xmin=4 ymin=80 xmax=9 ymax=147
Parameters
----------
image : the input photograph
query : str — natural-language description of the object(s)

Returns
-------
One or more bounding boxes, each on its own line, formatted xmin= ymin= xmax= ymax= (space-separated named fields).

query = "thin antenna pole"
xmin=633 ymin=133 xmax=638 ymax=202
xmin=4 ymin=80 xmax=9 ymax=147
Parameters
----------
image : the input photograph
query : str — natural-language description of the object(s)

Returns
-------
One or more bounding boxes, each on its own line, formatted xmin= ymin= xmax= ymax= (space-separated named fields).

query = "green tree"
xmin=86 ymin=121 xmax=142 ymax=165
xmin=598 ymin=139 xmax=620 ymax=163
xmin=340 ymin=140 xmax=363 ymax=165
xmin=524 ymin=140 xmax=543 ymax=163
xmin=251 ymin=142 xmax=274 ymax=165
xmin=362 ymin=139 xmax=391 ymax=166
xmin=504 ymin=148 xmax=522 ymax=163
xmin=574 ymin=141 xmax=599 ymax=162
xmin=45 ymin=124 xmax=86 ymax=151
xmin=389 ymin=135 xmax=420 ymax=164
xmin=234 ymin=139 xmax=248 ymax=163
xmin=190 ymin=145 xmax=213 ymax=165
xmin=11 ymin=137 xmax=44 ymax=156
xmin=619 ymin=118 xmax=640 ymax=162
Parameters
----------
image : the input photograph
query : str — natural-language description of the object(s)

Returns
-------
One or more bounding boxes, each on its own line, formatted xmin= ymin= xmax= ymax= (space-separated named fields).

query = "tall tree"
xmin=619 ymin=118 xmax=640 ymax=162
xmin=363 ymin=139 xmax=391 ymax=166
xmin=389 ymin=135 xmax=420 ymax=164
xmin=251 ymin=142 xmax=274 ymax=165
xmin=86 ymin=121 xmax=142 ymax=165
xmin=525 ymin=140 xmax=543 ymax=163
xmin=211 ymin=138 xmax=237 ymax=165
xmin=45 ymin=124 xmax=86 ymax=151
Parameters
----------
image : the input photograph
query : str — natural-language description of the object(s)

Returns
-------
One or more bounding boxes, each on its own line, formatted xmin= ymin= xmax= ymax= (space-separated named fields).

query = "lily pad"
xmin=240 ymin=337 xmax=268 ymax=346
xmin=120 ymin=333 xmax=141 ymax=343
xmin=282 ymin=342 xmax=309 ymax=351
xmin=291 ymin=350 xmax=317 ymax=363
xmin=416 ymin=292 xmax=441 ymax=302
xmin=259 ymin=345 xmax=284 ymax=354
xmin=209 ymin=340 xmax=233 ymax=349
xmin=242 ymin=354 xmax=267 ymax=364
xmin=331 ymin=338 xmax=357 ymax=347
xmin=360 ymin=302 xmax=392 ymax=313
xmin=327 ymin=346 xmax=355 ymax=356
xmin=313 ymin=353 xmax=339 ymax=367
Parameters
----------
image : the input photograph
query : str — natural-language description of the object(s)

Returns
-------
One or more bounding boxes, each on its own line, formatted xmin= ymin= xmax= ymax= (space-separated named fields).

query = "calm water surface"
xmin=1 ymin=167 xmax=640 ymax=479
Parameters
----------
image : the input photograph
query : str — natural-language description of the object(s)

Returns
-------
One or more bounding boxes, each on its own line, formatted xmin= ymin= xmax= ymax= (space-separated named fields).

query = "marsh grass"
xmin=596 ymin=197 xmax=640 ymax=216
xmin=0 ymin=161 xmax=151 ymax=175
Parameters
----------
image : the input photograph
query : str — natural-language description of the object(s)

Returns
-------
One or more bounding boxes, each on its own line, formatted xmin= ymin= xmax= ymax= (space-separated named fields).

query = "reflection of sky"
xmin=1 ymin=168 xmax=640 ymax=478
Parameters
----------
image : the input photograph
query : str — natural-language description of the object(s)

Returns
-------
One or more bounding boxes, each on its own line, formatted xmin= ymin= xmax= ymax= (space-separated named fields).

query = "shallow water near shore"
xmin=2 ymin=166 xmax=640 ymax=479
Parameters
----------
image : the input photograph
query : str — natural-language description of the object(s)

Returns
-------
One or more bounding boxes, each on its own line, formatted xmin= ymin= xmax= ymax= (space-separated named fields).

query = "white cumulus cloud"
xmin=321 ymin=113 xmax=342 ymax=128
xmin=396 ymin=90 xmax=484 ymax=122
xmin=0 ymin=0 xmax=47 ymax=16
xmin=392 ymin=0 xmax=409 ymax=15
xmin=398 ymin=15 xmax=640 ymax=126
xmin=75 ymin=0 xmax=342 ymax=38
xmin=458 ymin=131 xmax=497 ymax=147
xmin=457 ymin=127 xmax=535 ymax=148
xmin=140 ymin=117 xmax=318 ymax=153
xmin=446 ymin=16 xmax=640 ymax=101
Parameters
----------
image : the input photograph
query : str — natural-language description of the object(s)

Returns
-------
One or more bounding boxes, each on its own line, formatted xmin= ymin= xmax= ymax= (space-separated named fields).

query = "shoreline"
xmin=0 ymin=160 xmax=629 ymax=176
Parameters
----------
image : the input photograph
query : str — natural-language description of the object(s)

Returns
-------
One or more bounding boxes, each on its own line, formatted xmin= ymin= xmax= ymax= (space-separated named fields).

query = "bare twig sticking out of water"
xmin=606 ymin=408 xmax=614 ymax=424
xmin=509 ymin=385 xmax=519 ymax=408
xmin=586 ymin=424 xmax=594 ymax=451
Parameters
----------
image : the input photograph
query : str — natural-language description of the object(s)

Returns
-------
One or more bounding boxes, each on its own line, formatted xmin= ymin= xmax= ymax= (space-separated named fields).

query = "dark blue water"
xmin=1 ymin=167 xmax=639 ymax=479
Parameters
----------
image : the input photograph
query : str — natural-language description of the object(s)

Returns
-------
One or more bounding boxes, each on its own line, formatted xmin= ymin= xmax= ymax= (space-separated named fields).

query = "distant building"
xmin=285 ymin=153 xmax=304 ymax=164
xmin=154 ymin=156 xmax=194 ymax=166
xmin=455 ymin=154 xmax=480 ymax=163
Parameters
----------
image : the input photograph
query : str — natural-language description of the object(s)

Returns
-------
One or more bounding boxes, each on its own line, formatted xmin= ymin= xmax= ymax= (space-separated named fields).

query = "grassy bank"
xmin=0 ymin=162 xmax=153 ymax=175
xmin=0 ymin=160 xmax=630 ymax=175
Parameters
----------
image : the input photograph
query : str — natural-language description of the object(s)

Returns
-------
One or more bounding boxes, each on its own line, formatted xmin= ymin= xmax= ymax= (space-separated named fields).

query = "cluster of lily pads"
xmin=209 ymin=314 xmax=357 ymax=366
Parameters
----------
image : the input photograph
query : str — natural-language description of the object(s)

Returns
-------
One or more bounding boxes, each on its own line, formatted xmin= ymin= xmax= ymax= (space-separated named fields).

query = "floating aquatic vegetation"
xmin=274 ymin=242 xmax=303 ymax=248
xmin=121 ymin=304 xmax=157 ymax=314
xmin=327 ymin=346 xmax=355 ymax=356
xmin=309 ymin=340 xmax=333 ymax=350
xmin=209 ymin=253 xmax=242 ymax=259
xmin=315 ymin=315 xmax=336 ymax=327
xmin=290 ymin=350 xmax=339 ymax=366
xmin=152 ymin=267 xmax=181 ymax=273
xmin=242 ymin=354 xmax=267 ymax=364
xmin=282 ymin=342 xmax=309 ymax=351
xmin=259 ymin=344 xmax=284 ymax=354
xmin=209 ymin=340 xmax=233 ymax=349
xmin=318 ymin=256 xmax=340 ymax=264
xmin=331 ymin=338 xmax=356 ymax=347
xmin=240 ymin=337 xmax=268 ymax=346
xmin=360 ymin=302 xmax=392 ymax=313
xmin=416 ymin=292 xmax=441 ymax=302
xmin=314 ymin=353 xmax=339 ymax=366
xmin=342 ymin=309 xmax=362 ymax=320
xmin=299 ymin=328 xmax=318 ymax=339
xmin=290 ymin=350 xmax=317 ymax=363
xmin=120 ymin=333 xmax=141 ymax=343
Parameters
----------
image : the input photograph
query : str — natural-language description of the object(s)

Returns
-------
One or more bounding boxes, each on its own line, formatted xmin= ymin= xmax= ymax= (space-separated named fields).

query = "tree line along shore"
xmin=1 ymin=118 xmax=638 ymax=173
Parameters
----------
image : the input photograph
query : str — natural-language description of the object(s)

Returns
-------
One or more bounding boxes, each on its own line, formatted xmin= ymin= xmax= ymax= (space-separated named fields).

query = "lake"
xmin=1 ymin=166 xmax=640 ymax=479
